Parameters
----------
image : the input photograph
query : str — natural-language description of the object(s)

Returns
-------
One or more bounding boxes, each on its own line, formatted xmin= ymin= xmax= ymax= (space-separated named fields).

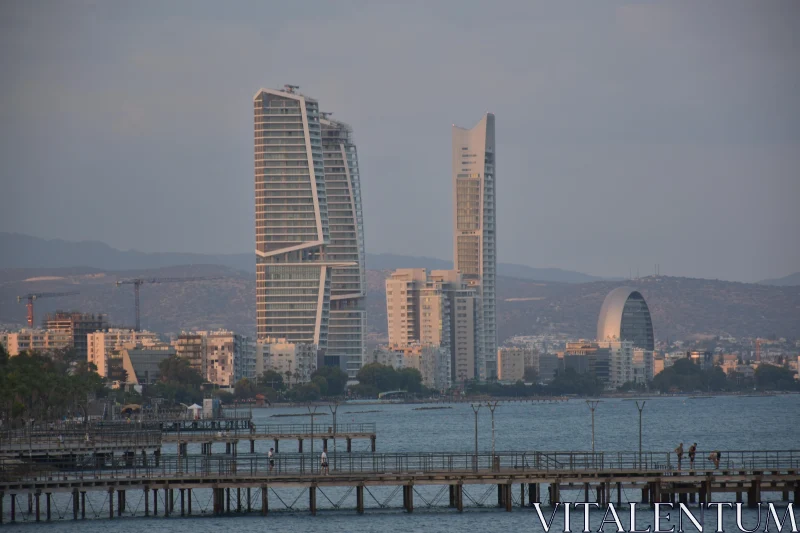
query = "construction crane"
xmin=115 ymin=276 xmax=222 ymax=331
xmin=17 ymin=291 xmax=80 ymax=327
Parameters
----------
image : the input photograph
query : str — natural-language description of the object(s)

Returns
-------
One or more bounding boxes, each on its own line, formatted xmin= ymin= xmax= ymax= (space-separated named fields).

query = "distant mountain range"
xmin=758 ymin=272 xmax=800 ymax=287
xmin=0 ymin=232 xmax=606 ymax=284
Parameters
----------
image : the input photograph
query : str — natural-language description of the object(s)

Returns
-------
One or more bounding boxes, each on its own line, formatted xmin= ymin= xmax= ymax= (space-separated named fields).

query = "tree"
xmin=311 ymin=366 xmax=348 ymax=396
xmin=234 ymin=378 xmax=256 ymax=400
xmin=259 ymin=370 xmax=284 ymax=391
xmin=158 ymin=356 xmax=203 ymax=386
xmin=754 ymin=364 xmax=799 ymax=391
xmin=215 ymin=389 xmax=234 ymax=403
xmin=523 ymin=367 xmax=539 ymax=383
xmin=356 ymin=363 xmax=399 ymax=392
xmin=311 ymin=375 xmax=329 ymax=396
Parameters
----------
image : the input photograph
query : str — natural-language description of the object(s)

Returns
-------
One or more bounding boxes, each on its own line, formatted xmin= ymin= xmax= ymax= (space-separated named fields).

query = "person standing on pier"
xmin=675 ymin=442 xmax=684 ymax=469
xmin=688 ymin=443 xmax=697 ymax=469
xmin=321 ymin=450 xmax=329 ymax=475
xmin=708 ymin=450 xmax=720 ymax=469
xmin=269 ymin=447 xmax=275 ymax=471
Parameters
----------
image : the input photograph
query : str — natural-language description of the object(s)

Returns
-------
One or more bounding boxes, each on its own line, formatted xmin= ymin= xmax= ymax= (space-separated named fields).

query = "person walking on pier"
xmin=268 ymin=447 xmax=275 ymax=471
xmin=708 ymin=450 xmax=721 ymax=469
xmin=321 ymin=450 xmax=329 ymax=475
xmin=688 ymin=443 xmax=697 ymax=469
xmin=675 ymin=442 xmax=684 ymax=469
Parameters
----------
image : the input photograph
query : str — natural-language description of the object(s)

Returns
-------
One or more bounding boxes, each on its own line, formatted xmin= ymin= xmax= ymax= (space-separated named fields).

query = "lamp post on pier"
xmin=470 ymin=403 xmax=481 ymax=472
xmin=585 ymin=400 xmax=601 ymax=455
xmin=635 ymin=400 xmax=646 ymax=468
xmin=486 ymin=401 xmax=499 ymax=470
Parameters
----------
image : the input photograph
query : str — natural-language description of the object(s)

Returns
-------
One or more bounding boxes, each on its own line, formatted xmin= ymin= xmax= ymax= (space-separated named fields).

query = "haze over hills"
xmin=1 ymin=262 xmax=798 ymax=343
xmin=1 ymin=233 xmax=605 ymax=284
xmin=758 ymin=272 xmax=800 ymax=287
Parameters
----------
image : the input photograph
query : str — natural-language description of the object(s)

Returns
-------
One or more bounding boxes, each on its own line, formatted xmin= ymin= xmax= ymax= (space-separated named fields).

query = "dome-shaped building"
xmin=596 ymin=287 xmax=654 ymax=351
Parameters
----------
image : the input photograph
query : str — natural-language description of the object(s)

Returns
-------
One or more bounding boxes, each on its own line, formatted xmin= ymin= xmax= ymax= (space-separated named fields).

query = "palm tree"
xmin=284 ymin=370 xmax=293 ymax=388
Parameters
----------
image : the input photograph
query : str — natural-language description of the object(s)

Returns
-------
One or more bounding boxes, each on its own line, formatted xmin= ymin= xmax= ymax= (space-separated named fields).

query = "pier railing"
xmin=3 ymin=450 xmax=799 ymax=483
xmin=0 ymin=430 xmax=163 ymax=454
xmin=164 ymin=423 xmax=377 ymax=437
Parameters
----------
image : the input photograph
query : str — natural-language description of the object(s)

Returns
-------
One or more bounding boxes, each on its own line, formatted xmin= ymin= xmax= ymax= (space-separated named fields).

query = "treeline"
xmin=350 ymin=363 xmax=426 ymax=397
xmin=651 ymin=358 xmax=800 ymax=393
xmin=0 ymin=345 xmax=106 ymax=426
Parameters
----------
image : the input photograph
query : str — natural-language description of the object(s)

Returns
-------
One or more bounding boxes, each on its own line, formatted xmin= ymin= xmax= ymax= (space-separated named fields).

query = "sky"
xmin=1 ymin=1 xmax=798 ymax=283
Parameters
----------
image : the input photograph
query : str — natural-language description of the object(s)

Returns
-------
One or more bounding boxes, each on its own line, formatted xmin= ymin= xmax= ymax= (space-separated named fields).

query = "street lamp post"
xmin=486 ymin=401 xmax=499 ymax=470
xmin=470 ymin=403 xmax=481 ymax=471
xmin=307 ymin=405 xmax=318 ymax=473
xmin=329 ymin=402 xmax=338 ymax=471
xmin=636 ymin=400 xmax=646 ymax=468
xmin=585 ymin=400 xmax=601 ymax=455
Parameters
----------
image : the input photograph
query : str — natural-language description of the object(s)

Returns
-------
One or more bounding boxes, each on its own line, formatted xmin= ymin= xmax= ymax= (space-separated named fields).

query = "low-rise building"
xmin=173 ymin=330 xmax=256 ymax=386
xmin=120 ymin=344 xmax=175 ymax=386
xmin=87 ymin=329 xmax=160 ymax=377
xmin=372 ymin=344 xmax=451 ymax=391
xmin=257 ymin=338 xmax=317 ymax=385
xmin=497 ymin=346 xmax=536 ymax=382
xmin=4 ymin=329 xmax=73 ymax=356
xmin=597 ymin=340 xmax=635 ymax=388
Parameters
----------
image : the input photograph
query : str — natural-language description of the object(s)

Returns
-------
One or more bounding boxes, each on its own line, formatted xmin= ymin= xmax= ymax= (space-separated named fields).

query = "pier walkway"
xmin=0 ymin=430 xmax=162 ymax=459
xmin=1 ymin=450 xmax=798 ymax=522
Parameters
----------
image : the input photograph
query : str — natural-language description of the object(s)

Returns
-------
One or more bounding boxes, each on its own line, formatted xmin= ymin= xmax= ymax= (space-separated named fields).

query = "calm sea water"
xmin=3 ymin=395 xmax=799 ymax=531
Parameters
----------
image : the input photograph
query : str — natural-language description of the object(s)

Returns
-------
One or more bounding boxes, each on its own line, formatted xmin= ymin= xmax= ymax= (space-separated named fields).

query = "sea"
xmin=3 ymin=394 xmax=799 ymax=532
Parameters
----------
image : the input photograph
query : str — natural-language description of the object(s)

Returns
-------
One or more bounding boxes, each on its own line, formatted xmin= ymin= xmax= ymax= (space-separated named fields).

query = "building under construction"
xmin=43 ymin=311 xmax=108 ymax=359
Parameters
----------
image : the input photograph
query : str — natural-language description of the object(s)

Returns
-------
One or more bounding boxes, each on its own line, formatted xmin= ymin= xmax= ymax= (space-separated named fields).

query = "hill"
xmin=3 ymin=264 xmax=797 ymax=344
xmin=0 ymin=233 xmax=604 ymax=284
xmin=758 ymin=272 xmax=800 ymax=287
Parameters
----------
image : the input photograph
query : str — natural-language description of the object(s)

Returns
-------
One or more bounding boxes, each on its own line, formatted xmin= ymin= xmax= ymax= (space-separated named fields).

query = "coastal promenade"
xmin=1 ymin=450 xmax=798 ymax=522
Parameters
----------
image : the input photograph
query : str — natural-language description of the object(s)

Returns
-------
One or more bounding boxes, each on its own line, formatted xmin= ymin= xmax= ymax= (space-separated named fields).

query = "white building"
xmin=598 ymin=340 xmax=635 ymax=388
xmin=87 ymin=329 xmax=160 ymax=377
xmin=257 ymin=337 xmax=318 ymax=385
xmin=4 ymin=328 xmax=74 ymax=356
xmin=371 ymin=344 xmax=451 ymax=391
xmin=453 ymin=113 xmax=497 ymax=379
xmin=632 ymin=348 xmax=654 ymax=384
xmin=497 ymin=346 xmax=537 ymax=382
xmin=172 ymin=330 xmax=255 ymax=386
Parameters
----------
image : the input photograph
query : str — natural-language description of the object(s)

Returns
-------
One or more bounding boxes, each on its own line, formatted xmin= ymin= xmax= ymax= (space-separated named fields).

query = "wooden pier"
xmin=1 ymin=450 xmax=798 ymax=522
xmin=162 ymin=423 xmax=377 ymax=454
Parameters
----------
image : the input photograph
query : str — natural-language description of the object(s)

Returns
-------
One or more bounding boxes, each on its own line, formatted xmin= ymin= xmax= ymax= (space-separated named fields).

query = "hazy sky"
xmin=2 ymin=1 xmax=798 ymax=282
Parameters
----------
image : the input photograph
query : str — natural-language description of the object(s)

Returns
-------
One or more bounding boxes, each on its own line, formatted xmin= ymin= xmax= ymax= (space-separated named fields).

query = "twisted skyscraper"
xmin=254 ymin=86 xmax=365 ymax=377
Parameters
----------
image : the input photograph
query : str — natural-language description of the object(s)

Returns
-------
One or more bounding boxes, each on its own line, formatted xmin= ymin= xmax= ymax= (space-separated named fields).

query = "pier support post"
xmin=585 ymin=483 xmax=590 ymax=502
xmin=153 ymin=488 xmax=158 ymax=516
xmin=250 ymin=440 xmax=255 ymax=453
xmin=108 ymin=488 xmax=113 ymax=520
xmin=144 ymin=487 xmax=149 ymax=517
xmin=0 ymin=492 xmax=3 ymax=525
xmin=46 ymin=493 xmax=51 ymax=521
xmin=794 ymin=481 xmax=800 ymax=505
xmin=605 ymin=482 xmax=611 ymax=507
xmin=118 ymin=489 xmax=125 ymax=516
xmin=247 ymin=488 xmax=251 ymax=512
xmin=456 ymin=483 xmax=464 ymax=512
xmin=298 ymin=438 xmax=303 ymax=453
xmin=28 ymin=493 xmax=32 ymax=514
xmin=529 ymin=483 xmax=539 ymax=505
xmin=505 ymin=484 xmax=512 ymax=512
xmin=226 ymin=488 xmax=231 ymax=514
xmin=748 ymin=479 xmax=761 ymax=509
xmin=274 ymin=439 xmax=279 ymax=453
xmin=35 ymin=491 xmax=40 ymax=522
xmin=73 ymin=489 xmax=79 ymax=520
xmin=180 ymin=488 xmax=185 ymax=516
xmin=188 ymin=489 xmax=192 ymax=515
xmin=237 ymin=488 xmax=241 ymax=513
xmin=169 ymin=488 xmax=175 ymax=514
xmin=449 ymin=485 xmax=455 ymax=507
xmin=597 ymin=485 xmax=604 ymax=506
xmin=81 ymin=491 xmax=86 ymax=519
xmin=309 ymin=486 xmax=317 ymax=515
xmin=164 ymin=488 xmax=170 ymax=517
xmin=261 ymin=485 xmax=268 ymax=516
xmin=550 ymin=483 xmax=560 ymax=505
xmin=498 ymin=484 xmax=503 ymax=507
xmin=357 ymin=485 xmax=364 ymax=514
xmin=347 ymin=438 xmax=352 ymax=452
xmin=402 ymin=484 xmax=414 ymax=513
xmin=521 ymin=484 xmax=526 ymax=507
xmin=226 ymin=442 xmax=231 ymax=454
xmin=371 ymin=435 xmax=376 ymax=452
xmin=323 ymin=438 xmax=328 ymax=451
xmin=641 ymin=485 xmax=649 ymax=504
xmin=617 ymin=482 xmax=622 ymax=507
xmin=11 ymin=493 xmax=15 ymax=522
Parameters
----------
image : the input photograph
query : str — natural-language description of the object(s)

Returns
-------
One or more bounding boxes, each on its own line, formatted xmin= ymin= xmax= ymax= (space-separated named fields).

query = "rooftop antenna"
xmin=283 ymin=84 xmax=299 ymax=93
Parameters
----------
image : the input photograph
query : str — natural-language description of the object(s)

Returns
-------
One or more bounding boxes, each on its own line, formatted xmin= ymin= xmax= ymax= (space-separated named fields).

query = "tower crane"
xmin=17 ymin=291 xmax=80 ymax=327
xmin=115 ymin=276 xmax=222 ymax=331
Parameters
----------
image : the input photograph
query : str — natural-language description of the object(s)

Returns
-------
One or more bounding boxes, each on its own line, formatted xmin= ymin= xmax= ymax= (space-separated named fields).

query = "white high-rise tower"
xmin=452 ymin=113 xmax=496 ymax=380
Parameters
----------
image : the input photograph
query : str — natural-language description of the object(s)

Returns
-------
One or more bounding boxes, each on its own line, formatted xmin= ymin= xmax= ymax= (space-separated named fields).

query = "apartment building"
xmin=173 ymin=330 xmax=255 ymax=386
xmin=87 ymin=329 xmax=160 ymax=377
xmin=497 ymin=346 xmax=537 ymax=382
xmin=3 ymin=329 xmax=73 ymax=356
xmin=256 ymin=337 xmax=318 ymax=385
